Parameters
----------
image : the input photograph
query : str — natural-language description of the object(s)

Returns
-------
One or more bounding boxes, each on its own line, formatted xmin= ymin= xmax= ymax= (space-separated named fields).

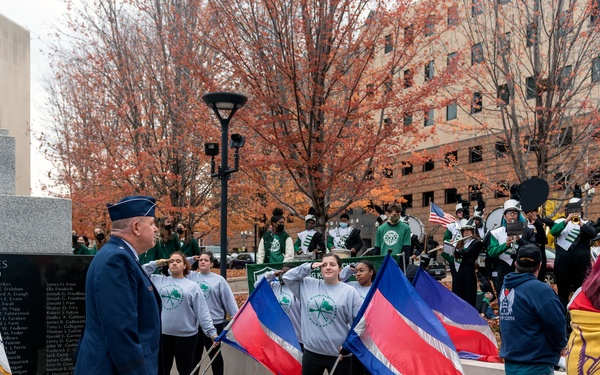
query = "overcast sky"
xmin=0 ymin=0 xmax=69 ymax=196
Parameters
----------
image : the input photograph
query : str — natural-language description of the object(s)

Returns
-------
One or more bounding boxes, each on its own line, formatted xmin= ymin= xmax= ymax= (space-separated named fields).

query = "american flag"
xmin=429 ymin=203 xmax=457 ymax=227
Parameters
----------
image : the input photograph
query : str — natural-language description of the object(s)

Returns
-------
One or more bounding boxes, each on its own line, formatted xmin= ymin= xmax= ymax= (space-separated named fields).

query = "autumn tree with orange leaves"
xmin=204 ymin=0 xmax=463 ymax=229
xmin=41 ymin=0 xmax=226 ymax=235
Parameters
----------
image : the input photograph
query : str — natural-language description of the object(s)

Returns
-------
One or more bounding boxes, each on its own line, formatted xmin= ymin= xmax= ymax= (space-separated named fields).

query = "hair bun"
xmin=272 ymin=208 xmax=284 ymax=216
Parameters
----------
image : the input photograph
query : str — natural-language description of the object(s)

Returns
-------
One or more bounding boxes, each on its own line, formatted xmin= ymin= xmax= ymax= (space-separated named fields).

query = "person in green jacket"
xmin=257 ymin=208 xmax=295 ymax=264
xmin=177 ymin=221 xmax=200 ymax=257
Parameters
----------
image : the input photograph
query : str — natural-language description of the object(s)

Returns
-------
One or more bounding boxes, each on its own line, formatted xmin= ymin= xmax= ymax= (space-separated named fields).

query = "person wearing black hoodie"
xmin=499 ymin=244 xmax=566 ymax=375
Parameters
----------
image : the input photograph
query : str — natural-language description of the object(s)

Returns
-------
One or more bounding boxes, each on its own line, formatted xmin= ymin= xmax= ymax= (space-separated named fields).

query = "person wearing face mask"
xmin=257 ymin=208 xmax=295 ymax=264
xmin=91 ymin=226 xmax=108 ymax=253
xmin=176 ymin=222 xmax=200 ymax=257
xmin=373 ymin=203 xmax=412 ymax=261
xmin=327 ymin=213 xmax=363 ymax=257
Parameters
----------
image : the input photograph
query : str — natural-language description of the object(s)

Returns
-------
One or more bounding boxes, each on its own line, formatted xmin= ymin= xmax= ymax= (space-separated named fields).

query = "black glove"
xmin=339 ymin=347 xmax=351 ymax=356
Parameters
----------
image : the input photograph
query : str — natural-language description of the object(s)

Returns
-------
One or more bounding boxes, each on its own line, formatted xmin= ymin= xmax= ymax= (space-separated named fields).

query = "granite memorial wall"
xmin=0 ymin=254 xmax=92 ymax=374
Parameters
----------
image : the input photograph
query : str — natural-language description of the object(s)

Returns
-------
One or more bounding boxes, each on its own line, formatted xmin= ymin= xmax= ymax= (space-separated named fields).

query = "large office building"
xmin=356 ymin=0 xmax=600 ymax=243
xmin=1 ymin=13 xmax=30 ymax=196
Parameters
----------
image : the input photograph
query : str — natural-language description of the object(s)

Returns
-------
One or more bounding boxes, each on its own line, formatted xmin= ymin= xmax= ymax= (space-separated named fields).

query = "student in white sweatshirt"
xmin=142 ymin=252 xmax=216 ymax=375
xmin=187 ymin=252 xmax=239 ymax=375
xmin=283 ymin=254 xmax=362 ymax=375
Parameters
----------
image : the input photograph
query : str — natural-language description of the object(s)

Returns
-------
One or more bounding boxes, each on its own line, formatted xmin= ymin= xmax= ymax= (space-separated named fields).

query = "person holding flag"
xmin=283 ymin=254 xmax=363 ymax=375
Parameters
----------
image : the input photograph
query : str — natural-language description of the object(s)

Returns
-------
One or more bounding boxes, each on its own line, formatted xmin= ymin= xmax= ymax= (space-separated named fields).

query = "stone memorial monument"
xmin=0 ymin=128 xmax=71 ymax=254
xmin=1 ymin=128 xmax=89 ymax=375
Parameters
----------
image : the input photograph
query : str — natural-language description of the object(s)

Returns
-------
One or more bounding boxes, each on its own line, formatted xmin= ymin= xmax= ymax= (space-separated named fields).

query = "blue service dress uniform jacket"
xmin=74 ymin=236 xmax=162 ymax=375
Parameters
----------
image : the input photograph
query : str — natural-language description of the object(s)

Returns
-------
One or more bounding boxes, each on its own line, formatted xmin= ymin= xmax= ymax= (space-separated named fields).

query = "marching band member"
xmin=327 ymin=213 xmax=363 ymax=257
xmin=487 ymin=199 xmax=539 ymax=293
xmin=257 ymin=208 xmax=295 ymax=264
xmin=373 ymin=203 xmax=411 ymax=263
xmin=444 ymin=203 xmax=467 ymax=242
xmin=551 ymin=197 xmax=598 ymax=308
xmin=439 ymin=219 xmax=483 ymax=307
xmin=295 ymin=210 xmax=325 ymax=258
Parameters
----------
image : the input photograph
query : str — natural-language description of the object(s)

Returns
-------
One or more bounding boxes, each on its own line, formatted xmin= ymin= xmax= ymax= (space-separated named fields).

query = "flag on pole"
xmin=343 ymin=255 xmax=464 ymax=375
xmin=0 ymin=332 xmax=11 ymax=375
xmin=412 ymin=268 xmax=501 ymax=362
xmin=216 ymin=278 xmax=302 ymax=375
xmin=429 ymin=203 xmax=457 ymax=227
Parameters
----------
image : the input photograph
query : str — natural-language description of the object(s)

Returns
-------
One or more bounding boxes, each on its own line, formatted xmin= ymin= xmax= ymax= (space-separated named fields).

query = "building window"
xmin=526 ymin=22 xmax=537 ymax=47
xmin=404 ymin=69 xmax=413 ymax=88
xmin=384 ymin=79 xmax=392 ymax=93
xmin=524 ymin=135 xmax=538 ymax=151
xmin=422 ymin=191 xmax=435 ymax=207
xmin=495 ymin=181 xmax=510 ymax=198
xmin=403 ymin=114 xmax=413 ymax=126
xmin=526 ymin=76 xmax=536 ymax=99
xmin=401 ymin=162 xmax=413 ymax=175
xmin=472 ymin=0 xmax=483 ymax=17
xmin=468 ymin=184 xmax=482 ymax=201
xmin=401 ymin=194 xmax=413 ymax=208
xmin=469 ymin=145 xmax=483 ymax=163
xmin=383 ymin=118 xmax=391 ymax=127
xmin=592 ymin=0 xmax=600 ymax=23
xmin=384 ymin=34 xmax=393 ymax=53
xmin=592 ymin=57 xmax=600 ymax=83
xmin=558 ymin=11 xmax=570 ymax=38
xmin=383 ymin=164 xmax=393 ymax=178
xmin=424 ymin=60 xmax=435 ymax=81
xmin=445 ymin=188 xmax=458 ymax=204
xmin=424 ymin=109 xmax=435 ymax=126
xmin=553 ymin=172 xmax=569 ymax=190
xmin=446 ymin=102 xmax=457 ymax=120
xmin=495 ymin=141 xmax=508 ymax=158
xmin=425 ymin=17 xmax=435 ymax=36
xmin=588 ymin=168 xmax=600 ymax=186
xmin=498 ymin=0 xmax=510 ymax=4
xmin=471 ymin=91 xmax=483 ymax=113
xmin=471 ymin=43 xmax=484 ymax=65
xmin=560 ymin=65 xmax=573 ymax=88
xmin=447 ymin=52 xmax=458 ymax=69
xmin=445 ymin=151 xmax=458 ymax=166
xmin=365 ymin=167 xmax=374 ymax=180
xmin=423 ymin=158 xmax=434 ymax=172
xmin=498 ymin=32 xmax=511 ymax=55
xmin=558 ymin=127 xmax=573 ymax=146
xmin=404 ymin=26 xmax=414 ymax=46
xmin=448 ymin=6 xmax=458 ymax=26
xmin=497 ymin=83 xmax=510 ymax=105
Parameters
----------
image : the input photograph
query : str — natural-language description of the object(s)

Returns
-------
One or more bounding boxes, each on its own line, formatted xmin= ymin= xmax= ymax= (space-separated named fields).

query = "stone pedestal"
xmin=0 ymin=129 xmax=72 ymax=254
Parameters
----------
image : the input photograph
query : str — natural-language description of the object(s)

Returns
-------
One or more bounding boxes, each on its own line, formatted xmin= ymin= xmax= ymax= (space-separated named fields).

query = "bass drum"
xmin=406 ymin=216 xmax=425 ymax=243
xmin=486 ymin=207 xmax=504 ymax=232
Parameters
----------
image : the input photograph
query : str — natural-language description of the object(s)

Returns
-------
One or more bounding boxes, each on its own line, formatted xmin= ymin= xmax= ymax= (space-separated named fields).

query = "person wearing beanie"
xmin=550 ymin=197 xmax=598 ymax=308
xmin=499 ymin=244 xmax=566 ymax=375
xmin=257 ymin=208 xmax=295 ymax=264
xmin=75 ymin=196 xmax=162 ymax=375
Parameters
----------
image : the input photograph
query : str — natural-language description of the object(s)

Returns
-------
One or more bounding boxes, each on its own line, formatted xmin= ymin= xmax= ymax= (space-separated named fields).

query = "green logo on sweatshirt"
xmin=198 ymin=281 xmax=212 ymax=300
xmin=307 ymin=294 xmax=337 ymax=327
xmin=159 ymin=284 xmax=184 ymax=310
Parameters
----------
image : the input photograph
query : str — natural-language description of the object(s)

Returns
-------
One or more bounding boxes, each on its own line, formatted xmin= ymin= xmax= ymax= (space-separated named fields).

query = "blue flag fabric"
xmin=343 ymin=255 xmax=464 ymax=374
xmin=217 ymin=278 xmax=302 ymax=375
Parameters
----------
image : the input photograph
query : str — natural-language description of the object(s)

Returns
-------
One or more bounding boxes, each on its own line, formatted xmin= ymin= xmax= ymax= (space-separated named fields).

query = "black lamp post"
xmin=203 ymin=92 xmax=247 ymax=279
xmin=240 ymin=230 xmax=252 ymax=251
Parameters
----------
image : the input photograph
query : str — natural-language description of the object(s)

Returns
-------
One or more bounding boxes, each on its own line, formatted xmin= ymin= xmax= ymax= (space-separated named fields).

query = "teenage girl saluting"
xmin=283 ymin=253 xmax=362 ymax=375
